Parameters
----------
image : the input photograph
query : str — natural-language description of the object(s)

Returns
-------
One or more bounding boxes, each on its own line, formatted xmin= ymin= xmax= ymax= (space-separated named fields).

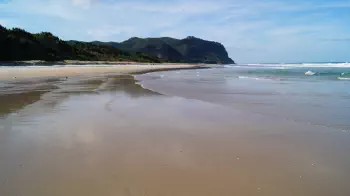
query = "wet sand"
xmin=1 ymin=70 xmax=350 ymax=196
xmin=0 ymin=64 xmax=204 ymax=116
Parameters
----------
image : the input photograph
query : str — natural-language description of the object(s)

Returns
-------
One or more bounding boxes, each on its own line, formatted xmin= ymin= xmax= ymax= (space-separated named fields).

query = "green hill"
xmin=93 ymin=36 xmax=235 ymax=64
xmin=0 ymin=25 xmax=161 ymax=63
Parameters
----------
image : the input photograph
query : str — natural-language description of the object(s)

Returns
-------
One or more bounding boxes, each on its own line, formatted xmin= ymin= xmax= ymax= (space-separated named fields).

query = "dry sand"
xmin=0 ymin=64 xmax=206 ymax=80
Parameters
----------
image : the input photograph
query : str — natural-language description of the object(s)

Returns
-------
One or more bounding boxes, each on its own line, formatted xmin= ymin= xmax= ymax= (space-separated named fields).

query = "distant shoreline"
xmin=0 ymin=63 xmax=211 ymax=80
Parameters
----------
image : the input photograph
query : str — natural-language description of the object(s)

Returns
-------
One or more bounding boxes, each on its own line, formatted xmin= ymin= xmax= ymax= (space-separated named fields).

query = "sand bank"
xmin=0 ymin=64 xmax=207 ymax=80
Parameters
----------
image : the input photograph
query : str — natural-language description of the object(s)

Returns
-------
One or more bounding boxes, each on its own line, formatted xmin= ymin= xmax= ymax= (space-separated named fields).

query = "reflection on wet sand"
xmin=1 ymin=74 xmax=350 ymax=196
xmin=99 ymin=75 xmax=161 ymax=97
xmin=0 ymin=74 xmax=160 ymax=117
xmin=0 ymin=91 xmax=47 ymax=116
xmin=0 ymin=78 xmax=65 ymax=116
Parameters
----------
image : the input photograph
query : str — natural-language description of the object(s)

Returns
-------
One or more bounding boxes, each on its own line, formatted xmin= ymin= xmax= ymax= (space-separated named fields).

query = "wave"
xmin=241 ymin=62 xmax=350 ymax=68
xmin=234 ymin=68 xmax=350 ymax=78
xmin=223 ymin=65 xmax=245 ymax=68
xmin=238 ymin=76 xmax=273 ymax=81
xmin=305 ymin=71 xmax=316 ymax=76
xmin=338 ymin=77 xmax=350 ymax=80
xmin=341 ymin=72 xmax=350 ymax=76
xmin=301 ymin=63 xmax=350 ymax=68
xmin=224 ymin=63 xmax=350 ymax=81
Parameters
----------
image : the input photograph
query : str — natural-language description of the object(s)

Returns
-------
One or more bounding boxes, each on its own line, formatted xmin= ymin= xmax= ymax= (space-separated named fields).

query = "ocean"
xmin=138 ymin=63 xmax=350 ymax=132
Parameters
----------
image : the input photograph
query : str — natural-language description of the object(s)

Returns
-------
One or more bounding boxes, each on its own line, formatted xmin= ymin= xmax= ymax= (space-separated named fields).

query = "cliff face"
xmin=94 ymin=36 xmax=235 ymax=64
xmin=170 ymin=36 xmax=234 ymax=64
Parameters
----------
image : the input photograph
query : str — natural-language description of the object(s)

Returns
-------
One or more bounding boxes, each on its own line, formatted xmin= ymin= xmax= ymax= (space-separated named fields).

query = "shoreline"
xmin=0 ymin=63 xmax=212 ymax=81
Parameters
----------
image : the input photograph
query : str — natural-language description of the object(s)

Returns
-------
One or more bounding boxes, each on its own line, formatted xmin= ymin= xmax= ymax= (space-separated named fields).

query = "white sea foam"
xmin=238 ymin=76 xmax=271 ymax=81
xmin=241 ymin=62 xmax=350 ymax=68
xmin=305 ymin=71 xmax=316 ymax=76
xmin=223 ymin=65 xmax=241 ymax=68
xmin=338 ymin=77 xmax=350 ymax=80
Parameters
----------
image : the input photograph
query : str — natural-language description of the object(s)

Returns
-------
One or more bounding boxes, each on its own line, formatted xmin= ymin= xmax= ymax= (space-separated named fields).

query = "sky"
xmin=0 ymin=0 xmax=350 ymax=63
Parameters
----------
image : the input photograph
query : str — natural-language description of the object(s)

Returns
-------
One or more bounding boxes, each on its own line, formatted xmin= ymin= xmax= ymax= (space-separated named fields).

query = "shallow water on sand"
xmin=0 ymin=73 xmax=350 ymax=196
xmin=138 ymin=65 xmax=350 ymax=131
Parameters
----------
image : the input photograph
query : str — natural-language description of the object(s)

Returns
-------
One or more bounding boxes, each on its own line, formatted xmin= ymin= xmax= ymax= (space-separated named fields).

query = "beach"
xmin=1 ymin=64 xmax=350 ymax=196
xmin=0 ymin=63 xmax=206 ymax=80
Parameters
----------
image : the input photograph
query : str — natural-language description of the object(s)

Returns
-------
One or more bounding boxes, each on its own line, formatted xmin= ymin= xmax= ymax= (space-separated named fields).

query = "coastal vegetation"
xmin=0 ymin=25 xmax=161 ymax=63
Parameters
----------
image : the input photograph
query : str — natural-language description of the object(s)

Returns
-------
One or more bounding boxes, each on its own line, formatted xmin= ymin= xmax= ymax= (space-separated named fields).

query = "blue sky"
xmin=0 ymin=0 xmax=350 ymax=63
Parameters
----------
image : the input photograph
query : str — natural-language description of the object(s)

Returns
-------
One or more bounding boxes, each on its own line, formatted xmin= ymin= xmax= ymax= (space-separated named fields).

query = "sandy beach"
xmin=0 ymin=63 xmax=207 ymax=116
xmin=0 ymin=63 xmax=206 ymax=80
xmin=1 ymin=64 xmax=350 ymax=196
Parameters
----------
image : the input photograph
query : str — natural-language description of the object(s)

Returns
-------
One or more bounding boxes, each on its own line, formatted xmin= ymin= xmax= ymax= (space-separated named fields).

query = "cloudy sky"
xmin=1 ymin=0 xmax=349 ymax=63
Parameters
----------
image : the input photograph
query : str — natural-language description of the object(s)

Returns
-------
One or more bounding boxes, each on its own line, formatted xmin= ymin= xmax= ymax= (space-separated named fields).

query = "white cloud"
xmin=87 ymin=25 xmax=138 ymax=41
xmin=71 ymin=0 xmax=92 ymax=9
xmin=5 ymin=0 xmax=81 ymax=20
xmin=267 ymin=25 xmax=324 ymax=36
xmin=0 ymin=19 xmax=8 ymax=26
xmin=110 ymin=0 xmax=225 ymax=14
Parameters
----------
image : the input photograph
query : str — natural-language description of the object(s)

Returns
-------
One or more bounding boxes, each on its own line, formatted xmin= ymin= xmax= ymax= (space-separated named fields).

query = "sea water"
xmin=138 ymin=63 xmax=350 ymax=131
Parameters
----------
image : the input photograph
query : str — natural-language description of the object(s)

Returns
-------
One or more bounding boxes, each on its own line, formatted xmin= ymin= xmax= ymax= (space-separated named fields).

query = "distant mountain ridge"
xmin=92 ymin=36 xmax=235 ymax=64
